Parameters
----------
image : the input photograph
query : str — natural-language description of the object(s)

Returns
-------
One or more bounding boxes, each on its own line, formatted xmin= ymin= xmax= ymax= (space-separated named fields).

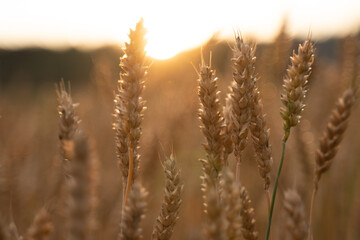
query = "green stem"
xmin=265 ymin=128 xmax=290 ymax=240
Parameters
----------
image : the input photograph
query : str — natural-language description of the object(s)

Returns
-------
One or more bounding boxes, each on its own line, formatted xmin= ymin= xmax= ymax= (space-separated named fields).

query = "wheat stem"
xmin=307 ymin=187 xmax=317 ymax=240
xmin=235 ymin=161 xmax=241 ymax=182
xmin=265 ymin=190 xmax=271 ymax=215
xmin=265 ymin=129 xmax=289 ymax=240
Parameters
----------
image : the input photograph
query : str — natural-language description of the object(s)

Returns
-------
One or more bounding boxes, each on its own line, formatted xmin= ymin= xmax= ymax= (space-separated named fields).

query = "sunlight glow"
xmin=0 ymin=0 xmax=360 ymax=59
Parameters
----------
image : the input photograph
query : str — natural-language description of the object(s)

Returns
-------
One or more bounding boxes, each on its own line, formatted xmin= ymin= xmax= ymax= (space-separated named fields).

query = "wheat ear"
xmin=67 ymin=132 xmax=93 ymax=240
xmin=198 ymin=53 xmax=224 ymax=182
xmin=56 ymin=79 xmax=80 ymax=173
xmin=280 ymin=38 xmax=315 ymax=137
xmin=114 ymin=19 xmax=147 ymax=198
xmin=266 ymin=37 xmax=315 ymax=240
xmin=220 ymin=169 xmax=242 ymax=240
xmin=308 ymin=87 xmax=356 ymax=239
xmin=239 ymin=186 xmax=258 ymax=240
xmin=228 ymin=35 xmax=256 ymax=181
xmin=26 ymin=208 xmax=54 ymax=240
xmin=119 ymin=184 xmax=147 ymax=240
xmin=203 ymin=186 xmax=225 ymax=240
xmin=314 ymin=88 xmax=356 ymax=186
xmin=197 ymin=54 xmax=226 ymax=239
xmin=250 ymin=85 xmax=272 ymax=190
xmin=283 ymin=189 xmax=307 ymax=240
xmin=152 ymin=155 xmax=183 ymax=240
xmin=222 ymin=97 xmax=234 ymax=164
xmin=250 ymin=82 xmax=273 ymax=211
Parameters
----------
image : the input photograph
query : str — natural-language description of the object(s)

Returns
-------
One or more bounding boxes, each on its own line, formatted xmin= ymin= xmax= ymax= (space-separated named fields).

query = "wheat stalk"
xmin=266 ymin=37 xmax=315 ymax=240
xmin=307 ymin=36 xmax=358 ymax=239
xmin=152 ymin=155 xmax=183 ymax=240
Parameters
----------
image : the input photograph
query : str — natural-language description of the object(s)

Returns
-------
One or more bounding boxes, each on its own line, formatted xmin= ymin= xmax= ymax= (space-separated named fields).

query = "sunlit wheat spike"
xmin=283 ymin=189 xmax=307 ymax=240
xmin=114 ymin=19 xmax=147 ymax=188
xmin=314 ymin=88 xmax=356 ymax=188
xmin=240 ymin=186 xmax=258 ymax=240
xmin=152 ymin=155 xmax=183 ymax=240
xmin=119 ymin=184 xmax=147 ymax=240
xmin=228 ymin=36 xmax=256 ymax=179
xmin=198 ymin=53 xmax=224 ymax=177
xmin=280 ymin=37 xmax=315 ymax=135
xmin=68 ymin=131 xmax=94 ymax=240
xmin=26 ymin=208 xmax=54 ymax=240
xmin=220 ymin=169 xmax=242 ymax=240
xmin=197 ymin=55 xmax=224 ymax=232
xmin=250 ymin=84 xmax=273 ymax=191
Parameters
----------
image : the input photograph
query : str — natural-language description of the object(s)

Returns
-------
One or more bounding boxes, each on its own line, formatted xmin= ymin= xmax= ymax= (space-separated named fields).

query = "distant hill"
xmin=0 ymin=36 xmax=353 ymax=88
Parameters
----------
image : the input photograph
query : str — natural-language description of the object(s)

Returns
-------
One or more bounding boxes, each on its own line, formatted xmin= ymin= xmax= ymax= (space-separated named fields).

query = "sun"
xmin=142 ymin=16 xmax=213 ymax=60
xmin=146 ymin=37 xmax=182 ymax=60
xmin=145 ymin=26 xmax=198 ymax=60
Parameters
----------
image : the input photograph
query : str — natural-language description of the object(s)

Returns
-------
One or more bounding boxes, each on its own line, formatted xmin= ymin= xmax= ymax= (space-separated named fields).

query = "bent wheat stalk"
xmin=308 ymin=87 xmax=356 ymax=240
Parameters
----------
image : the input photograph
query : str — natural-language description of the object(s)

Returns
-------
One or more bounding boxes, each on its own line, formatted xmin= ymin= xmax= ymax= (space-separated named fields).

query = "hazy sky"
xmin=1 ymin=0 xmax=360 ymax=59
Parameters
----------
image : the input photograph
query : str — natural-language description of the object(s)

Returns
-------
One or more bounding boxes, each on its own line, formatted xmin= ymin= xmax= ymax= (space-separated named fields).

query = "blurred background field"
xmin=1 ymin=1 xmax=360 ymax=239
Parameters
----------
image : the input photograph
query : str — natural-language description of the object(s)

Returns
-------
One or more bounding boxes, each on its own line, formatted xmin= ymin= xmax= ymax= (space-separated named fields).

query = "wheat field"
xmin=0 ymin=20 xmax=359 ymax=240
